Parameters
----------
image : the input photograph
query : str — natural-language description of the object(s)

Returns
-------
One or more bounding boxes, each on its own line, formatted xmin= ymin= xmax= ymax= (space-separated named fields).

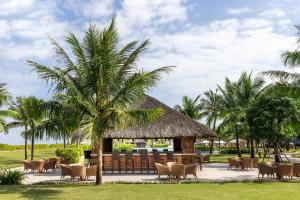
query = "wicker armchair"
xmin=240 ymin=158 xmax=253 ymax=170
xmin=167 ymin=162 xmax=179 ymax=169
xmin=60 ymin=164 xmax=72 ymax=180
xmin=86 ymin=165 xmax=97 ymax=180
xmin=48 ymin=158 xmax=60 ymax=168
xmin=227 ymin=158 xmax=240 ymax=170
xmin=185 ymin=164 xmax=198 ymax=178
xmin=43 ymin=160 xmax=56 ymax=173
xmin=202 ymin=155 xmax=210 ymax=163
xmin=277 ymin=164 xmax=293 ymax=179
xmin=155 ymin=163 xmax=170 ymax=179
xmin=257 ymin=163 xmax=275 ymax=179
xmin=293 ymin=163 xmax=300 ymax=177
xmin=252 ymin=158 xmax=259 ymax=168
xmin=23 ymin=160 xmax=32 ymax=173
xmin=170 ymin=164 xmax=186 ymax=180
xmin=60 ymin=158 xmax=70 ymax=165
xmin=31 ymin=160 xmax=44 ymax=173
xmin=71 ymin=165 xmax=86 ymax=181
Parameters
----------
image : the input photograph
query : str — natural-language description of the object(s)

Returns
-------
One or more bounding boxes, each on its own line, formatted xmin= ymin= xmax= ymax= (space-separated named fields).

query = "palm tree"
xmin=200 ymin=89 xmax=222 ymax=153
xmin=174 ymin=95 xmax=201 ymax=120
xmin=0 ymin=83 xmax=12 ymax=133
xmin=218 ymin=72 xmax=265 ymax=157
xmin=263 ymin=25 xmax=300 ymax=97
xmin=28 ymin=18 xmax=171 ymax=185
xmin=8 ymin=97 xmax=31 ymax=159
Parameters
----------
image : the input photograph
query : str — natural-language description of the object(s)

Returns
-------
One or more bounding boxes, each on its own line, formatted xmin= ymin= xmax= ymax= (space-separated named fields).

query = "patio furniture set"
xmin=23 ymin=157 xmax=69 ymax=173
xmin=257 ymin=162 xmax=300 ymax=179
xmin=155 ymin=162 xmax=198 ymax=180
xmin=60 ymin=163 xmax=96 ymax=181
xmin=227 ymin=157 xmax=259 ymax=170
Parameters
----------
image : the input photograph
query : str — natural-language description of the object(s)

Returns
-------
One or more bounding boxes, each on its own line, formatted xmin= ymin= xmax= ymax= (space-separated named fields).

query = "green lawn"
xmin=1 ymin=182 xmax=300 ymax=200
xmin=0 ymin=149 xmax=56 ymax=169
xmin=210 ymin=153 xmax=269 ymax=163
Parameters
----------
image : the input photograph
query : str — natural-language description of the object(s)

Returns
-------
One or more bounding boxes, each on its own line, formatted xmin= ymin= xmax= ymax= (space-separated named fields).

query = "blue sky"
xmin=0 ymin=0 xmax=299 ymax=144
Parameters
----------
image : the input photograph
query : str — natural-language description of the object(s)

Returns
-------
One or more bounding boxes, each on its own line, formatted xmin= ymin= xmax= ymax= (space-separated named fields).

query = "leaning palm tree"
xmin=28 ymin=18 xmax=171 ymax=185
xmin=175 ymin=95 xmax=202 ymax=120
xmin=200 ymin=89 xmax=222 ymax=153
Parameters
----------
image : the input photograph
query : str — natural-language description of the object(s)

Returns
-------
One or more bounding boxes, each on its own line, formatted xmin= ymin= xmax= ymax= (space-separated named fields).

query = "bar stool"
xmin=125 ymin=152 xmax=134 ymax=174
xmin=196 ymin=150 xmax=203 ymax=170
xmin=139 ymin=150 xmax=149 ymax=174
xmin=112 ymin=152 xmax=121 ymax=173
xmin=153 ymin=151 xmax=163 ymax=173
xmin=167 ymin=151 xmax=177 ymax=162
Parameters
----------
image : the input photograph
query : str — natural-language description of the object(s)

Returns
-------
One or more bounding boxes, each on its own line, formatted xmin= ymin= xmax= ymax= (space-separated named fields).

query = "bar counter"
xmin=91 ymin=153 xmax=197 ymax=172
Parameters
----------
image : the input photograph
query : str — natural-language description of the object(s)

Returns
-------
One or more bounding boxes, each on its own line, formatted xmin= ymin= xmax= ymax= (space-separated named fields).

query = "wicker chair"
xmin=257 ymin=163 xmax=275 ymax=179
xmin=23 ymin=160 xmax=32 ymax=173
xmin=167 ymin=162 xmax=179 ymax=169
xmin=71 ymin=165 xmax=86 ymax=181
xmin=43 ymin=160 xmax=56 ymax=173
xmin=252 ymin=158 xmax=259 ymax=168
xmin=293 ymin=163 xmax=300 ymax=177
xmin=240 ymin=158 xmax=253 ymax=170
xmin=202 ymin=155 xmax=210 ymax=163
xmin=31 ymin=160 xmax=44 ymax=173
xmin=277 ymin=164 xmax=293 ymax=179
xmin=60 ymin=164 xmax=72 ymax=180
xmin=185 ymin=164 xmax=198 ymax=178
xmin=169 ymin=164 xmax=186 ymax=180
xmin=86 ymin=165 xmax=97 ymax=180
xmin=60 ymin=158 xmax=70 ymax=165
xmin=227 ymin=158 xmax=240 ymax=170
xmin=48 ymin=157 xmax=60 ymax=168
xmin=155 ymin=163 xmax=170 ymax=179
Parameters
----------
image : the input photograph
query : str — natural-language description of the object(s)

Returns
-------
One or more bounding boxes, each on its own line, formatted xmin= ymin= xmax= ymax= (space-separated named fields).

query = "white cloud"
xmin=259 ymin=8 xmax=286 ymax=18
xmin=0 ymin=0 xmax=35 ymax=15
xmin=278 ymin=19 xmax=291 ymax=28
xmin=83 ymin=0 xmax=115 ymax=18
xmin=227 ymin=7 xmax=253 ymax=15
xmin=0 ymin=20 xmax=11 ymax=39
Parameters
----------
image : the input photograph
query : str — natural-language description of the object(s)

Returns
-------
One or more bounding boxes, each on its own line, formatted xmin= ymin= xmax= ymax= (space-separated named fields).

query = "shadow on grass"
xmin=0 ymin=185 xmax=67 ymax=199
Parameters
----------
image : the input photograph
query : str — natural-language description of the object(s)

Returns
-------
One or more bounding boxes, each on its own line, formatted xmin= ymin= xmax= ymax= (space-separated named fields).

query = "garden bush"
xmin=220 ymin=148 xmax=250 ymax=154
xmin=152 ymin=143 xmax=169 ymax=148
xmin=0 ymin=170 xmax=25 ymax=185
xmin=113 ymin=143 xmax=135 ymax=152
xmin=55 ymin=147 xmax=83 ymax=163
xmin=195 ymin=145 xmax=210 ymax=151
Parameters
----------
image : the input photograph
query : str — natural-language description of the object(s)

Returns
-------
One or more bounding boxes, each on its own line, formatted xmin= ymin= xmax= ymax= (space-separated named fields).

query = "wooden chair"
xmin=125 ymin=152 xmax=134 ymax=174
xmin=167 ymin=151 xmax=176 ymax=162
xmin=112 ymin=152 xmax=121 ymax=173
xmin=185 ymin=164 xmax=198 ymax=178
xmin=139 ymin=150 xmax=149 ymax=173
xmin=153 ymin=151 xmax=163 ymax=173
xmin=86 ymin=165 xmax=97 ymax=180
xmin=257 ymin=163 xmax=275 ymax=179
xmin=155 ymin=163 xmax=170 ymax=179
xmin=60 ymin=164 xmax=72 ymax=180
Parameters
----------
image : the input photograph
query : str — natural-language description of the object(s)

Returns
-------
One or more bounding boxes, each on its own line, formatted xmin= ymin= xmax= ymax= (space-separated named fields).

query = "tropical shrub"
xmin=195 ymin=145 xmax=210 ymax=151
xmin=113 ymin=143 xmax=135 ymax=152
xmin=55 ymin=147 xmax=83 ymax=163
xmin=220 ymin=148 xmax=249 ymax=154
xmin=152 ymin=143 xmax=169 ymax=148
xmin=0 ymin=170 xmax=25 ymax=185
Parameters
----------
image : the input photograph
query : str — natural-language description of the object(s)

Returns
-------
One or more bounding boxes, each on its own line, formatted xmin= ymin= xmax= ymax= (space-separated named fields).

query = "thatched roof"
xmin=104 ymin=96 xmax=216 ymax=139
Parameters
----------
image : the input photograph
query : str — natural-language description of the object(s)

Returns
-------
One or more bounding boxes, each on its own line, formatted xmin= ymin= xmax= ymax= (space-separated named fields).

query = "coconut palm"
xmin=175 ymin=95 xmax=202 ymax=120
xmin=28 ymin=18 xmax=171 ymax=184
xmin=218 ymin=72 xmax=265 ymax=157
xmin=200 ymin=89 xmax=222 ymax=153
xmin=8 ymin=97 xmax=31 ymax=159
xmin=0 ymin=83 xmax=12 ymax=133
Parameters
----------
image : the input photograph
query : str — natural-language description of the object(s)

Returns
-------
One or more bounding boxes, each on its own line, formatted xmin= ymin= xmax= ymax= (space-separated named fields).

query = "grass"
xmin=1 ymin=182 xmax=300 ymax=200
xmin=210 ymin=153 xmax=269 ymax=163
xmin=0 ymin=148 xmax=56 ymax=169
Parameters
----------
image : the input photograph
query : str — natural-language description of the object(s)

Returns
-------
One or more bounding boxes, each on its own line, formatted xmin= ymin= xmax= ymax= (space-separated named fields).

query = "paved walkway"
xmin=15 ymin=163 xmax=259 ymax=185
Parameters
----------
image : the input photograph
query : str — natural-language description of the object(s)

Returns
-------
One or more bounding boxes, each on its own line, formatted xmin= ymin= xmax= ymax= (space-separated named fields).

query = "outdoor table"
xmin=70 ymin=164 xmax=86 ymax=181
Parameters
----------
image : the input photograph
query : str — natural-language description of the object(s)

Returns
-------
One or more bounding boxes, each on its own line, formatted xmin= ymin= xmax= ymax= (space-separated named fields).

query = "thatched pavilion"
xmin=102 ymin=95 xmax=216 ymax=154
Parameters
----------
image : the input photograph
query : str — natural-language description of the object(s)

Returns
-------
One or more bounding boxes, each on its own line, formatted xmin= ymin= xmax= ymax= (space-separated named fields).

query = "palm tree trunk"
xmin=95 ymin=138 xmax=103 ymax=185
xmin=31 ymin=131 xmax=34 ymax=160
xmin=63 ymin=133 xmax=66 ymax=149
xmin=235 ymin=125 xmax=241 ymax=157
xmin=209 ymin=118 xmax=217 ymax=154
xmin=24 ymin=125 xmax=28 ymax=160
xmin=250 ymin=133 xmax=255 ymax=158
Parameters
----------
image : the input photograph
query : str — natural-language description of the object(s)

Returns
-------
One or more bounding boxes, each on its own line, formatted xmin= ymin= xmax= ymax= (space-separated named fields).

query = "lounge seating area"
xmin=155 ymin=162 xmax=198 ymax=180
xmin=257 ymin=162 xmax=300 ymax=179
